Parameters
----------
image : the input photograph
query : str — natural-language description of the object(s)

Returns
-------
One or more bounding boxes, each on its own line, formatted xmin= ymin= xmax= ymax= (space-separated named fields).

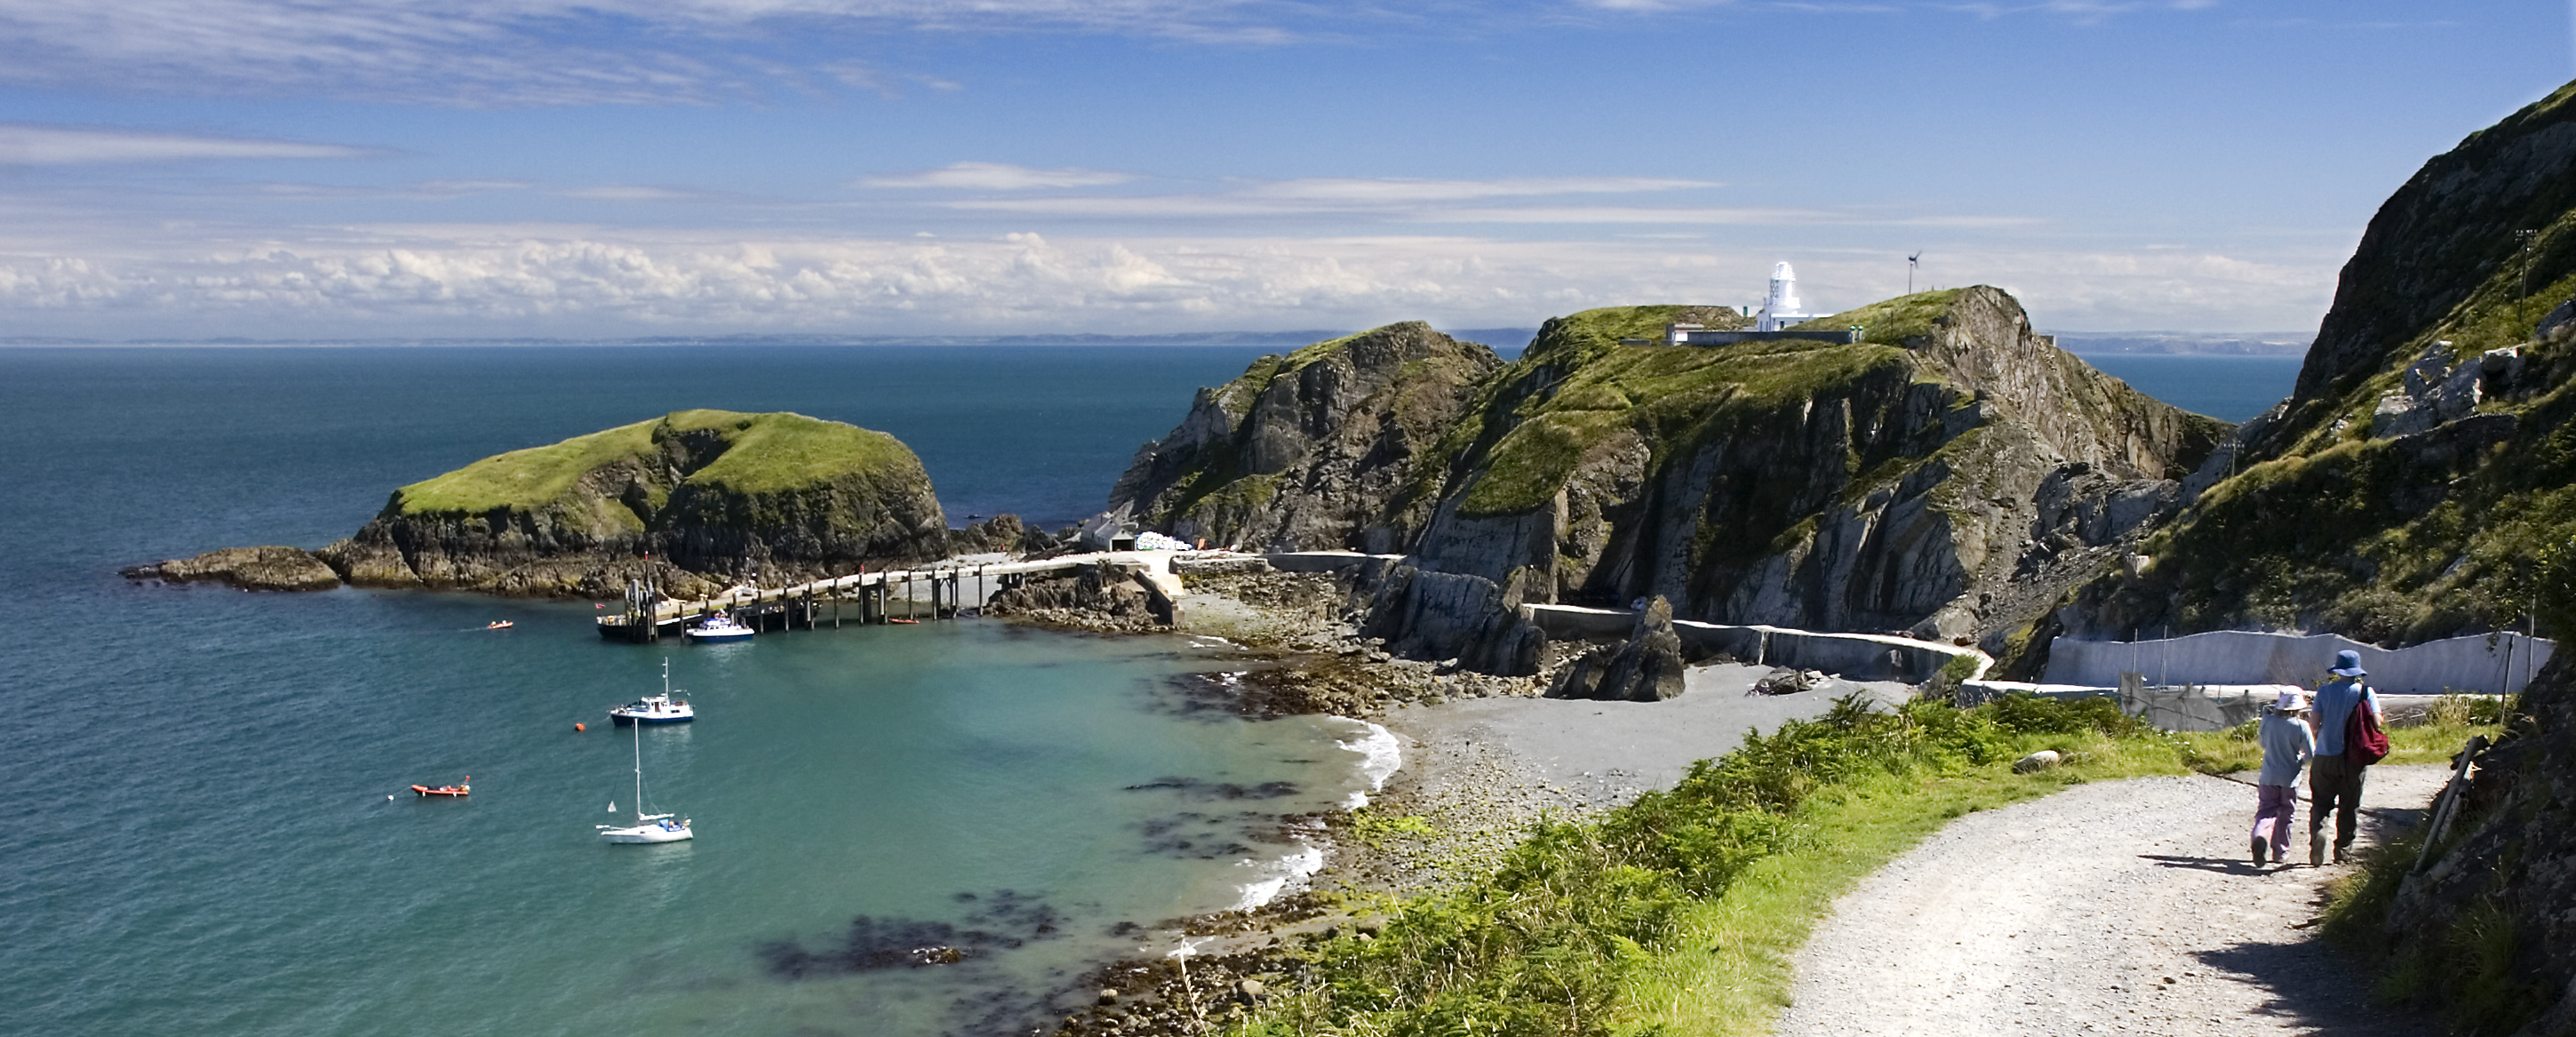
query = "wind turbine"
xmin=1908 ymin=252 xmax=1922 ymax=294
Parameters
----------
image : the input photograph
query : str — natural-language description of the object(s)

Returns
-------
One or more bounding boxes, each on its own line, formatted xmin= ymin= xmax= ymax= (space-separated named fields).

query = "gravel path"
xmin=1775 ymin=768 xmax=2449 ymax=1036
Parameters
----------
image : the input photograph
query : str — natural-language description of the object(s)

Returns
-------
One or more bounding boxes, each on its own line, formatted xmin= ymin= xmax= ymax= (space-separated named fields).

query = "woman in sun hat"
xmin=2308 ymin=649 xmax=2384 ymax=865
xmin=2251 ymin=689 xmax=2314 ymax=866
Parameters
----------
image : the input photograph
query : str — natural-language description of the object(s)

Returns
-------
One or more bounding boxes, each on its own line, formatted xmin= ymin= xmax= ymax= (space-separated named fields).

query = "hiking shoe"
xmin=2251 ymin=837 xmax=2268 ymax=866
xmin=2333 ymin=848 xmax=2351 ymax=865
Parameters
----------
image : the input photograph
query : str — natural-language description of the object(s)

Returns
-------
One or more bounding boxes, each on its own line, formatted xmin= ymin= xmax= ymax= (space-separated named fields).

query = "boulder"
xmin=1545 ymin=596 xmax=1687 ymax=701
xmin=2012 ymin=749 xmax=2062 ymax=773
xmin=1591 ymin=596 xmax=1688 ymax=701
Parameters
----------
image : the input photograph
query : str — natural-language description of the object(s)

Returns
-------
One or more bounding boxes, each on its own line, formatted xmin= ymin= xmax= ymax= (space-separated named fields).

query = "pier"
xmin=595 ymin=550 xmax=1195 ymax=642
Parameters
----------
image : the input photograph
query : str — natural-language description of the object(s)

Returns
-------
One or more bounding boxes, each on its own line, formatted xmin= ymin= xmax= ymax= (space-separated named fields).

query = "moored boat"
xmin=598 ymin=691 xmax=692 ymax=844
xmin=682 ymin=613 xmax=754 ymax=642
xmin=609 ymin=659 xmax=697 ymax=725
xmin=411 ymin=778 xmax=471 ymax=797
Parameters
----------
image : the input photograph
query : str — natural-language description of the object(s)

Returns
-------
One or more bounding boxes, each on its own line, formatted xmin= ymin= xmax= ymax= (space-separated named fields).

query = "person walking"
xmin=2252 ymin=690 xmax=2314 ymax=866
xmin=2309 ymin=649 xmax=2385 ymax=865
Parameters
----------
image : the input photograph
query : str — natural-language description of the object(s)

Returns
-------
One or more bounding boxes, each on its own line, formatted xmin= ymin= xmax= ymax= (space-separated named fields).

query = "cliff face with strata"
xmin=1114 ymin=293 xmax=2226 ymax=661
xmin=317 ymin=409 xmax=946 ymax=596
xmin=2070 ymin=79 xmax=2576 ymax=650
xmin=1110 ymin=321 xmax=1503 ymax=553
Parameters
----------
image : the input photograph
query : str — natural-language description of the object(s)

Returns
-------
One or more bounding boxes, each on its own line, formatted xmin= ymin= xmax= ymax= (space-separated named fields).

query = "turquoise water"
xmin=0 ymin=344 xmax=2287 ymax=1036
xmin=0 ymin=347 xmax=1377 ymax=1037
xmin=14 ymin=597 xmax=1377 ymax=1036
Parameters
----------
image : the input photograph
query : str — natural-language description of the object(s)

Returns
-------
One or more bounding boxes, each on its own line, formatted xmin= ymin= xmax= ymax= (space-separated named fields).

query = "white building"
xmin=1752 ymin=261 xmax=1815 ymax=331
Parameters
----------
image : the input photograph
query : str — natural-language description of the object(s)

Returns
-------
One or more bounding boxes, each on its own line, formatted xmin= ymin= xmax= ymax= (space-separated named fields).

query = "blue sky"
xmin=0 ymin=0 xmax=2566 ymax=339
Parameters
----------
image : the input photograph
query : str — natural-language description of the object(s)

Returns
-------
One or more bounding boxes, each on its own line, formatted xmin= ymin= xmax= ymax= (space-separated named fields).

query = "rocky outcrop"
xmin=1545 ymin=596 xmax=1687 ymax=701
xmin=1352 ymin=558 xmax=1545 ymax=675
xmin=1109 ymin=322 xmax=1503 ymax=554
xmin=122 ymin=546 xmax=341 ymax=592
xmin=2067 ymin=79 xmax=2576 ymax=648
xmin=2376 ymin=656 xmax=2576 ymax=1033
xmin=983 ymin=562 xmax=1170 ymax=631
xmin=1114 ymin=295 xmax=2224 ymax=668
xmin=307 ymin=410 xmax=946 ymax=597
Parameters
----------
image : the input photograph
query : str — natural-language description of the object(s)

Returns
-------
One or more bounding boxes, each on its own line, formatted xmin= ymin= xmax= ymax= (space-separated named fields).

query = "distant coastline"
xmin=2045 ymin=330 xmax=2311 ymax=355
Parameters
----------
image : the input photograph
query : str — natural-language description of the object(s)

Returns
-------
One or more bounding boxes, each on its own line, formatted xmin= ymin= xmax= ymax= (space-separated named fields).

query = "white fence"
xmin=2044 ymin=629 xmax=2552 ymax=696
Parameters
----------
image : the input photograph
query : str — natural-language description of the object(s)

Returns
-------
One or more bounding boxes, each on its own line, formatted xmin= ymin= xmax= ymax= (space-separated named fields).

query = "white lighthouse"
xmin=1752 ymin=261 xmax=1814 ymax=332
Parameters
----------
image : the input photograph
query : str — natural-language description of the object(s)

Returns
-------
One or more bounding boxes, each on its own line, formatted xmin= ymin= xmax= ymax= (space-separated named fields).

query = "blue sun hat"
xmin=2330 ymin=649 xmax=2368 ymax=678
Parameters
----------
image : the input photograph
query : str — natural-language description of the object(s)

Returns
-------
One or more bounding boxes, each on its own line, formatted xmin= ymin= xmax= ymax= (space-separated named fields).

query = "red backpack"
xmin=2343 ymin=688 xmax=2390 ymax=766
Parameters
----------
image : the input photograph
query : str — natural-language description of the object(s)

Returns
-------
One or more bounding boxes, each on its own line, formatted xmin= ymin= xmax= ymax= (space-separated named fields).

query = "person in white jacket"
xmin=2253 ymin=690 xmax=2317 ymax=867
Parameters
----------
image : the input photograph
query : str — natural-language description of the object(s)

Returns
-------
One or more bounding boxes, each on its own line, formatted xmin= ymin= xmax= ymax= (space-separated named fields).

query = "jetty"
xmin=596 ymin=549 xmax=1216 ymax=642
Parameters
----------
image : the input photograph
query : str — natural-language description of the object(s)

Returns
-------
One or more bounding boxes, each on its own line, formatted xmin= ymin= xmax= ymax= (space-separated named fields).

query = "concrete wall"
xmin=2045 ymin=629 xmax=2556 ymax=695
xmin=1521 ymin=603 xmax=1984 ymax=683
xmin=1264 ymin=551 xmax=1402 ymax=573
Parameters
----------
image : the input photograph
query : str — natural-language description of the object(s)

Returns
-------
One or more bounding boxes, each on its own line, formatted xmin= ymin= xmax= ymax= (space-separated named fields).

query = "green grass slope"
xmin=396 ymin=419 xmax=662 ymax=516
xmin=393 ymin=410 xmax=919 ymax=520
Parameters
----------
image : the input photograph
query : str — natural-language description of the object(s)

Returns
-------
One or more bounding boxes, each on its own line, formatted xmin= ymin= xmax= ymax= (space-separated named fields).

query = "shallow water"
xmin=0 ymin=346 xmax=1376 ymax=1037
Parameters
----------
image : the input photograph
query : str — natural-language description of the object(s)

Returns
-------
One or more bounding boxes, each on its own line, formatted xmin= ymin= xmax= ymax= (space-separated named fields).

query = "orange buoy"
xmin=574 ymin=722 xmax=586 ymax=731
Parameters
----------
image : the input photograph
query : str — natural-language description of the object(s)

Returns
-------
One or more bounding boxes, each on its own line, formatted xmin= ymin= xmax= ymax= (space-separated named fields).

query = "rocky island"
xmin=126 ymin=409 xmax=960 ymax=598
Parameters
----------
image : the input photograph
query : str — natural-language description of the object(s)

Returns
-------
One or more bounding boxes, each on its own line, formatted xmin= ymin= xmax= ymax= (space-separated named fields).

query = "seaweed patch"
xmin=754 ymin=889 xmax=1064 ymax=980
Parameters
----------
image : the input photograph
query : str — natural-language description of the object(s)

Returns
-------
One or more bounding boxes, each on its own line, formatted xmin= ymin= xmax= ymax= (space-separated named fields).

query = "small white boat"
xmin=598 ymin=687 xmax=693 ymax=844
xmin=599 ymin=812 xmax=693 ymax=843
xmin=683 ymin=614 xmax=754 ymax=642
xmin=609 ymin=659 xmax=696 ymax=725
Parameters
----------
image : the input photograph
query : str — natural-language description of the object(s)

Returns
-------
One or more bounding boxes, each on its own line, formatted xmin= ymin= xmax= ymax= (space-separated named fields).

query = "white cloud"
xmin=0 ymin=225 xmax=2340 ymax=335
xmin=0 ymin=0 xmax=1312 ymax=104
xmin=935 ymin=174 xmax=1727 ymax=219
xmin=861 ymin=162 xmax=1139 ymax=190
xmin=411 ymin=179 xmax=538 ymax=195
xmin=558 ymin=186 xmax=711 ymax=202
xmin=1241 ymin=176 xmax=1717 ymax=202
xmin=0 ymin=124 xmax=374 ymax=164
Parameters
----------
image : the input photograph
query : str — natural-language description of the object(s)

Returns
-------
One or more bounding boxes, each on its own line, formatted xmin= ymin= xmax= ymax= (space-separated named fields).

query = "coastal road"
xmin=1774 ymin=768 xmax=2448 ymax=1036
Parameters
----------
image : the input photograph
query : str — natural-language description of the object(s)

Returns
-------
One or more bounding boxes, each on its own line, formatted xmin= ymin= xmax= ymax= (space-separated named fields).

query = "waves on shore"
xmin=1336 ymin=718 xmax=1402 ymax=808
xmin=1216 ymin=718 xmax=1397 ymax=913
xmin=1229 ymin=841 xmax=1327 ymax=912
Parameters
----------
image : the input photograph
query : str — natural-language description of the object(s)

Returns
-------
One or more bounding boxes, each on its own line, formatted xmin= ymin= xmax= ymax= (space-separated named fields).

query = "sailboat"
xmin=597 ymin=693 xmax=693 ymax=844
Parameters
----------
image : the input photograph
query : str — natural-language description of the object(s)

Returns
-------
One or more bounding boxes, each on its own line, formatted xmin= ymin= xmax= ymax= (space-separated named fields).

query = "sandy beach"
xmin=1320 ymin=665 xmax=1917 ymax=897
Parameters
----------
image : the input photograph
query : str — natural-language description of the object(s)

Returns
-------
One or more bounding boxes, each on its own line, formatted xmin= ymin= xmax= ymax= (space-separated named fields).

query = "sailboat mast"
xmin=632 ymin=703 xmax=645 ymax=824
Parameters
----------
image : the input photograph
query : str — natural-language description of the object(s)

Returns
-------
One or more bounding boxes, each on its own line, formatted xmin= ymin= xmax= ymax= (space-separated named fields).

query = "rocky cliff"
xmin=2378 ymin=655 xmax=2576 ymax=1035
xmin=1113 ymin=295 xmax=2225 ymax=666
xmin=1109 ymin=321 xmax=1503 ymax=553
xmin=2070 ymin=79 xmax=2576 ymax=650
xmin=316 ymin=409 xmax=946 ymax=596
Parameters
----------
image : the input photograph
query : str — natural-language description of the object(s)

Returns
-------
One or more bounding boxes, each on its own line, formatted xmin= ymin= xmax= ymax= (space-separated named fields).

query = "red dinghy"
xmin=411 ymin=778 xmax=472 ymax=797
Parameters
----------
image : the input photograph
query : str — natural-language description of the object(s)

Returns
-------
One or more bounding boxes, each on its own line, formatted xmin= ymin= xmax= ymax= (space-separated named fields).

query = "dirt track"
xmin=1774 ymin=768 xmax=2448 ymax=1036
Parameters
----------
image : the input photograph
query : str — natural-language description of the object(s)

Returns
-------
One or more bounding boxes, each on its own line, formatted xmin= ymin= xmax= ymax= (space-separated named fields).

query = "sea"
xmin=0 ymin=343 xmax=2297 ymax=1037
